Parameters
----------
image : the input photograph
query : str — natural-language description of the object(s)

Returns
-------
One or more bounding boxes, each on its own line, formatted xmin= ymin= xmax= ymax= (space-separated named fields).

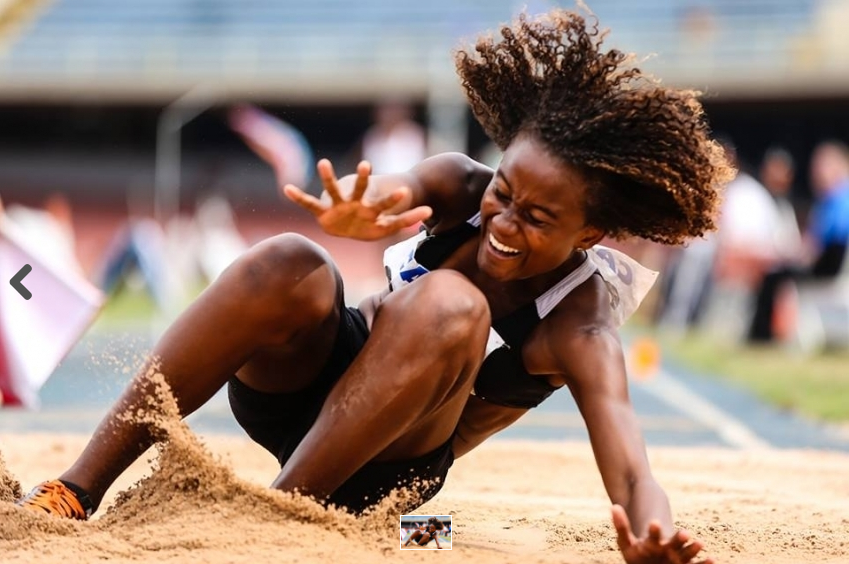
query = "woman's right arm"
xmin=336 ymin=152 xmax=492 ymax=226
xmin=283 ymin=153 xmax=493 ymax=239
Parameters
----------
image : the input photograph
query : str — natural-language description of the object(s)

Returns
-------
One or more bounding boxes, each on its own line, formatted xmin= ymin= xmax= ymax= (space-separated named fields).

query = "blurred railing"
xmin=0 ymin=0 xmax=847 ymax=102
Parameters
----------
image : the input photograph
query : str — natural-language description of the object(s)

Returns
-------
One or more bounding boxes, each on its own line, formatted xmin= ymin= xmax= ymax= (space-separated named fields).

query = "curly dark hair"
xmin=427 ymin=517 xmax=445 ymax=530
xmin=454 ymin=9 xmax=734 ymax=245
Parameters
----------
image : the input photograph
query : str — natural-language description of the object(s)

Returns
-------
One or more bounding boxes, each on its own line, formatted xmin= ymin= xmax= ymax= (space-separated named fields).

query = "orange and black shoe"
xmin=16 ymin=479 xmax=93 ymax=520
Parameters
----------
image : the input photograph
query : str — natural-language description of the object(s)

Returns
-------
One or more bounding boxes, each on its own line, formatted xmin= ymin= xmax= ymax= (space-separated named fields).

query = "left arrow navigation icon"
xmin=10 ymin=264 xmax=33 ymax=300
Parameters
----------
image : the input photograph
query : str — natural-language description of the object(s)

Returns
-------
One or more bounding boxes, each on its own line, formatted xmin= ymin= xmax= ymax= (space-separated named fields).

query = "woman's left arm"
xmin=561 ymin=325 xmax=671 ymax=533
xmin=554 ymin=324 xmax=712 ymax=564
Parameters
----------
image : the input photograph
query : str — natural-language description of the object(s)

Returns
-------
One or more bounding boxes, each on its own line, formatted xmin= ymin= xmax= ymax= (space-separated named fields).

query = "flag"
xmin=0 ymin=219 xmax=103 ymax=408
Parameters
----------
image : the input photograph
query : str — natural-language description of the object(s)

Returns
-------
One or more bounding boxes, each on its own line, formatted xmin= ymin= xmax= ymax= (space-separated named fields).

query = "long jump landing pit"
xmin=2 ymin=434 xmax=847 ymax=563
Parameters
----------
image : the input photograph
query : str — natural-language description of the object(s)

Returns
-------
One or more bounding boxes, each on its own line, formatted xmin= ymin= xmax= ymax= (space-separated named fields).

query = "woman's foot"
xmin=16 ymin=479 xmax=93 ymax=520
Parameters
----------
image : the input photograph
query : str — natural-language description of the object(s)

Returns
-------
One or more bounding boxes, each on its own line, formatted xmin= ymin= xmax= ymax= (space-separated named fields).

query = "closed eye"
xmin=494 ymin=188 xmax=511 ymax=202
xmin=524 ymin=211 xmax=548 ymax=227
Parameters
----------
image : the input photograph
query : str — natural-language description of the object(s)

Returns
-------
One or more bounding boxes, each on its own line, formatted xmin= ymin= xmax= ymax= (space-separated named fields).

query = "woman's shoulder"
xmin=539 ymin=274 xmax=619 ymax=343
xmin=527 ymin=277 xmax=622 ymax=384
xmin=412 ymin=153 xmax=493 ymax=230
xmin=417 ymin=152 xmax=492 ymax=182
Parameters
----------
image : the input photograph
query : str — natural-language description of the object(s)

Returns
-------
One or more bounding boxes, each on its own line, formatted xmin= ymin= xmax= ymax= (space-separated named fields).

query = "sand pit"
xmin=2 ymin=430 xmax=848 ymax=563
xmin=2 ymin=368 xmax=847 ymax=563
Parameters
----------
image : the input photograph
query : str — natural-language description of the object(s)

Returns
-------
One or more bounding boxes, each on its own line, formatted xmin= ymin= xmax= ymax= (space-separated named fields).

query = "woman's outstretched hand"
xmin=612 ymin=505 xmax=715 ymax=564
xmin=283 ymin=159 xmax=433 ymax=240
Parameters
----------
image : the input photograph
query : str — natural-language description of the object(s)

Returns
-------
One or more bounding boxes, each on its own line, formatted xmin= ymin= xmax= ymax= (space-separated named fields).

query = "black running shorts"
xmin=227 ymin=305 xmax=454 ymax=514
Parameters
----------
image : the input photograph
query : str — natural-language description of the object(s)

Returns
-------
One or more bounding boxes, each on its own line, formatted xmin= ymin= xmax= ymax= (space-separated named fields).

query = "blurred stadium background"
xmin=3 ymin=0 xmax=849 ymax=215
xmin=1 ymin=1 xmax=848 ymax=267
xmin=1 ymin=0 xmax=848 ymax=443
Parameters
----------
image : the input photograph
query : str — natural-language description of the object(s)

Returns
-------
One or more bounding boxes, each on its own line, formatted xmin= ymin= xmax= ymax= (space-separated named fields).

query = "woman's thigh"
xmin=363 ymin=270 xmax=491 ymax=461
xmin=233 ymin=233 xmax=350 ymax=394
xmin=228 ymin=305 xmax=370 ymax=464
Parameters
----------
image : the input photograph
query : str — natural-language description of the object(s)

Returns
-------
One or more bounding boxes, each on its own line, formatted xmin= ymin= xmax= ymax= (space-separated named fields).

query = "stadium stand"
xmin=0 ymin=0 xmax=829 ymax=102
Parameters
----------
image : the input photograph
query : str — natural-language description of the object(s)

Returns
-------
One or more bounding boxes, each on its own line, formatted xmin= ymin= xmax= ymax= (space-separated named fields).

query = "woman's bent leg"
xmin=405 ymin=530 xmax=423 ymax=546
xmin=44 ymin=233 xmax=343 ymax=511
xmin=272 ymin=270 xmax=490 ymax=504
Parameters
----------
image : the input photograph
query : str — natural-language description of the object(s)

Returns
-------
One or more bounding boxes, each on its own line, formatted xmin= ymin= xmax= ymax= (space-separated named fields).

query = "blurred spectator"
xmin=676 ymin=4 xmax=719 ymax=71
xmin=95 ymin=192 xmax=249 ymax=316
xmin=656 ymin=139 xmax=801 ymax=334
xmin=679 ymin=4 xmax=718 ymax=43
xmin=95 ymin=186 xmax=173 ymax=312
xmin=748 ymin=140 xmax=849 ymax=342
xmin=655 ymin=139 xmax=739 ymax=331
xmin=714 ymin=144 xmax=802 ymax=289
xmin=194 ymin=194 xmax=248 ymax=283
xmin=759 ymin=147 xmax=803 ymax=256
xmin=228 ymin=104 xmax=315 ymax=189
xmin=654 ymin=234 xmax=716 ymax=331
xmin=360 ymin=100 xmax=426 ymax=174
xmin=95 ymin=216 xmax=170 ymax=311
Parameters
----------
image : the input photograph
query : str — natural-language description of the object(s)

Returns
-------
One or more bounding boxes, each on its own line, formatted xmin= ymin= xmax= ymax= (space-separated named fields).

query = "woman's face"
xmin=477 ymin=133 xmax=603 ymax=281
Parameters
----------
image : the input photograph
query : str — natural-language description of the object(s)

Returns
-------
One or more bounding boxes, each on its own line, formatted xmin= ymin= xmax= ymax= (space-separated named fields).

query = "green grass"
xmin=634 ymin=326 xmax=849 ymax=423
xmin=93 ymin=283 xmax=208 ymax=329
xmin=97 ymin=288 xmax=158 ymax=324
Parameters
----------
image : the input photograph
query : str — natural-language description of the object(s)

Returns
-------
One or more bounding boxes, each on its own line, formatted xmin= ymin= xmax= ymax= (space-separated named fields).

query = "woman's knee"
xmin=381 ymin=270 xmax=491 ymax=354
xmin=227 ymin=233 xmax=340 ymax=325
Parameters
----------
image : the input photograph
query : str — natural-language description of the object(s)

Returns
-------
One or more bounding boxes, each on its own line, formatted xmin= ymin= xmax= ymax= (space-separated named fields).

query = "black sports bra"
xmin=384 ymin=213 xmax=597 ymax=409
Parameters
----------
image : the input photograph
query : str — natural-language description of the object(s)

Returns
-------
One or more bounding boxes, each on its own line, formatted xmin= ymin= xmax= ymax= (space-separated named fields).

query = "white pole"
xmin=425 ymin=45 xmax=467 ymax=155
xmin=151 ymin=84 xmax=218 ymax=332
xmin=154 ymin=84 xmax=218 ymax=226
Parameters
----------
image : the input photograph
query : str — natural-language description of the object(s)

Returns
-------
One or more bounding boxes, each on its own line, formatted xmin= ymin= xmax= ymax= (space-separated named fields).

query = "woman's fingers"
xmin=646 ymin=521 xmax=663 ymax=546
xmin=611 ymin=505 xmax=636 ymax=552
xmin=375 ymin=206 xmax=433 ymax=231
xmin=317 ymin=159 xmax=343 ymax=204
xmin=350 ymin=160 xmax=372 ymax=202
xmin=677 ymin=540 xmax=704 ymax=563
xmin=283 ymin=184 xmax=327 ymax=216
xmin=371 ymin=186 xmax=409 ymax=213
xmin=667 ymin=529 xmax=691 ymax=551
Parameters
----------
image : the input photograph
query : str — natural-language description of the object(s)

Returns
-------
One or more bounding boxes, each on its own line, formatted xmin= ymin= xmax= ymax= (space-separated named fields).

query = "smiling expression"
xmin=477 ymin=133 xmax=604 ymax=281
